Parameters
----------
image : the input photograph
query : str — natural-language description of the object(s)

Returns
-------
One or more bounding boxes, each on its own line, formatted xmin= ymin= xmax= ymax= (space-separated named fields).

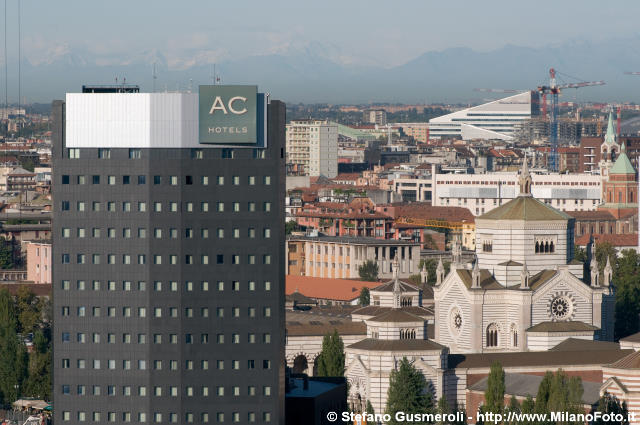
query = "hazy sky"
xmin=11 ymin=0 xmax=640 ymax=68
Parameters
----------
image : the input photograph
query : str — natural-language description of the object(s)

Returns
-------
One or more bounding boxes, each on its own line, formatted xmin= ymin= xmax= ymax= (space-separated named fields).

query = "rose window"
xmin=551 ymin=296 xmax=572 ymax=320
xmin=450 ymin=308 xmax=463 ymax=334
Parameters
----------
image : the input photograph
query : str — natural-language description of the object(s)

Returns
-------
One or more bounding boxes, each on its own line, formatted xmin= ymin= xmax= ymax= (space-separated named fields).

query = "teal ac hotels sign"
xmin=199 ymin=85 xmax=257 ymax=144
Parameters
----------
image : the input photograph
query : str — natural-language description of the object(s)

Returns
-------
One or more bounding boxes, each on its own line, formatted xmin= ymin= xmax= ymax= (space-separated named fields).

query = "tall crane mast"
xmin=537 ymin=68 xmax=605 ymax=172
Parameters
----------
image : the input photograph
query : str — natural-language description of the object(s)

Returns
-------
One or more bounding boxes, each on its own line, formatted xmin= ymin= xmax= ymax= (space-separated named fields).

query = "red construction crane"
xmin=537 ymin=68 xmax=605 ymax=171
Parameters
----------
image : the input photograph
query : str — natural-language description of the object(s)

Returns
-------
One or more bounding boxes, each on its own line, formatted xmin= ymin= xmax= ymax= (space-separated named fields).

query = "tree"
xmin=595 ymin=242 xmax=616 ymax=274
xmin=316 ymin=330 xmax=345 ymax=377
xmin=408 ymin=275 xmax=422 ymax=286
xmin=16 ymin=285 xmax=41 ymax=335
xmin=534 ymin=371 xmax=553 ymax=420
xmin=358 ymin=260 xmax=379 ymax=281
xmin=437 ymin=395 xmax=451 ymax=424
xmin=504 ymin=396 xmax=521 ymax=425
xmin=0 ymin=288 xmax=27 ymax=404
xmin=535 ymin=370 xmax=584 ymax=425
xmin=614 ymin=249 xmax=640 ymax=339
xmin=385 ymin=357 xmax=435 ymax=425
xmin=285 ymin=220 xmax=299 ymax=235
xmin=521 ymin=395 xmax=535 ymax=414
xmin=0 ymin=237 xmax=15 ymax=269
xmin=484 ymin=361 xmax=505 ymax=415
xmin=20 ymin=158 xmax=35 ymax=172
xmin=366 ymin=400 xmax=375 ymax=415
xmin=22 ymin=330 xmax=51 ymax=400
xmin=520 ymin=395 xmax=535 ymax=425
xmin=359 ymin=287 xmax=370 ymax=306
xmin=594 ymin=393 xmax=629 ymax=425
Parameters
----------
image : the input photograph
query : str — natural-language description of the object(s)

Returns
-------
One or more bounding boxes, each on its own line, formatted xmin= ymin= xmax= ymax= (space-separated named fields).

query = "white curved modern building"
xmin=429 ymin=91 xmax=540 ymax=140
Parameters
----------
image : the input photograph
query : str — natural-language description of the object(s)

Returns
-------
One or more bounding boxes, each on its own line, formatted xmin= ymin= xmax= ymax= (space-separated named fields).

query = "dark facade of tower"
xmin=52 ymin=93 xmax=285 ymax=424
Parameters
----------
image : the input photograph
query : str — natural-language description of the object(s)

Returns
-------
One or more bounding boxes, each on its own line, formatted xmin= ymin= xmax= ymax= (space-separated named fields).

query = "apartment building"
xmin=286 ymin=120 xmax=338 ymax=178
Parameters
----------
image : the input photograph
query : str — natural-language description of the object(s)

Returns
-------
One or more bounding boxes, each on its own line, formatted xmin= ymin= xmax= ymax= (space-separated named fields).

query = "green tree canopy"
xmin=437 ymin=395 xmax=451 ymax=424
xmin=285 ymin=220 xmax=299 ymax=235
xmin=316 ymin=330 xmax=345 ymax=377
xmin=594 ymin=393 xmax=629 ymax=425
xmin=366 ymin=400 xmax=375 ymax=415
xmin=484 ymin=361 xmax=505 ymax=415
xmin=0 ymin=237 xmax=15 ymax=269
xmin=359 ymin=287 xmax=370 ymax=306
xmin=16 ymin=286 xmax=41 ymax=335
xmin=504 ymin=396 xmax=521 ymax=425
xmin=534 ymin=370 xmax=584 ymax=425
xmin=22 ymin=330 xmax=51 ymax=400
xmin=358 ymin=260 xmax=379 ymax=281
xmin=614 ymin=249 xmax=640 ymax=339
xmin=0 ymin=288 xmax=27 ymax=404
xmin=385 ymin=357 xmax=435 ymax=425
xmin=595 ymin=242 xmax=616 ymax=274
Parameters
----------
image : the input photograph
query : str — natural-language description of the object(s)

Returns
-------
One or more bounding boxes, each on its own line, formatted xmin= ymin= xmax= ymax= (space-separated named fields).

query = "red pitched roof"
xmin=566 ymin=210 xmax=616 ymax=221
xmin=385 ymin=203 xmax=475 ymax=223
xmin=575 ymin=233 xmax=639 ymax=247
xmin=286 ymin=276 xmax=379 ymax=302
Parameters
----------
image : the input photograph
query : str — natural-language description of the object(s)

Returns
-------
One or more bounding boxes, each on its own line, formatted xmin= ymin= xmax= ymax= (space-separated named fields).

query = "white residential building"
xmin=432 ymin=171 xmax=602 ymax=216
xmin=429 ymin=91 xmax=539 ymax=140
xmin=286 ymin=120 xmax=338 ymax=178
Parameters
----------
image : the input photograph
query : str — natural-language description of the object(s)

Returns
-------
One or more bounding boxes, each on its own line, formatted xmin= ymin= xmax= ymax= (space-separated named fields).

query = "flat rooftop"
xmin=287 ymin=235 xmax=418 ymax=246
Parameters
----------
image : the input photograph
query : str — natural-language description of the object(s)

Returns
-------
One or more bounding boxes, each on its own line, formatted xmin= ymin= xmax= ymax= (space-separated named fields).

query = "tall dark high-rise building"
xmin=52 ymin=86 xmax=285 ymax=424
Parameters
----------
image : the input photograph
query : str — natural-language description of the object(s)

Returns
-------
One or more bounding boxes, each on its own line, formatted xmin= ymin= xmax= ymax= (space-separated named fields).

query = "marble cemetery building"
xmin=285 ymin=160 xmax=618 ymax=413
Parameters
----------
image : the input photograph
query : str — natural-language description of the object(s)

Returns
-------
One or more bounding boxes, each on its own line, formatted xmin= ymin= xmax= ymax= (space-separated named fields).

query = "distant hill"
xmin=14 ymin=36 xmax=640 ymax=104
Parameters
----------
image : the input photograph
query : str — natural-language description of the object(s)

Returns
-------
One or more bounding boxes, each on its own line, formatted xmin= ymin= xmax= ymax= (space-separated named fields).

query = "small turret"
xmin=520 ymin=260 xmax=530 ymax=289
xmin=603 ymin=255 xmax=613 ymax=287
xmin=452 ymin=239 xmax=462 ymax=266
xmin=590 ymin=250 xmax=599 ymax=287
xmin=392 ymin=257 xmax=401 ymax=308
xmin=436 ymin=256 xmax=445 ymax=286
xmin=518 ymin=155 xmax=532 ymax=196
xmin=420 ymin=262 xmax=428 ymax=285
xmin=471 ymin=260 xmax=481 ymax=289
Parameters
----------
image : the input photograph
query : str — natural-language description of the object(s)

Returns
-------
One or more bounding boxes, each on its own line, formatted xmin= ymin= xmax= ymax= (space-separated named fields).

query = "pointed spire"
xmin=420 ymin=261 xmax=428 ymax=285
xmin=520 ymin=260 xmax=529 ymax=289
xmin=452 ymin=238 xmax=462 ymax=266
xmin=436 ymin=256 xmax=445 ymax=286
xmin=518 ymin=155 xmax=532 ymax=196
xmin=590 ymin=246 xmax=600 ymax=287
xmin=392 ymin=257 xmax=402 ymax=308
xmin=392 ymin=256 xmax=399 ymax=280
xmin=471 ymin=259 xmax=481 ymax=289
xmin=604 ymin=111 xmax=616 ymax=145
xmin=604 ymin=255 xmax=613 ymax=287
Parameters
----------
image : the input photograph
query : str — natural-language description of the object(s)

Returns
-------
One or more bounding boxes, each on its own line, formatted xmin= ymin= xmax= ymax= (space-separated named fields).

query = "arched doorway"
xmin=293 ymin=355 xmax=308 ymax=374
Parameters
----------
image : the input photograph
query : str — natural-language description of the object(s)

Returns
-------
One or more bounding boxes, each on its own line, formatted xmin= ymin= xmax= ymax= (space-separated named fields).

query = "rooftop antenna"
xmin=17 ymin=0 xmax=21 ymax=119
xmin=4 ymin=0 xmax=7 ymax=118
xmin=188 ymin=79 xmax=193 ymax=93
xmin=152 ymin=62 xmax=157 ymax=93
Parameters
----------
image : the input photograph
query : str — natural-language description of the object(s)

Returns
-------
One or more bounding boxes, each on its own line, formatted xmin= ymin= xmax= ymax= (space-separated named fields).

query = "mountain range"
xmin=14 ymin=36 xmax=640 ymax=104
